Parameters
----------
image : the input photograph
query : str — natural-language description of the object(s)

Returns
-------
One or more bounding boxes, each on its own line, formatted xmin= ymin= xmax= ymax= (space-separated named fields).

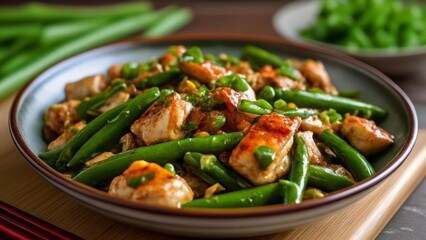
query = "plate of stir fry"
xmin=10 ymin=37 xmax=417 ymax=237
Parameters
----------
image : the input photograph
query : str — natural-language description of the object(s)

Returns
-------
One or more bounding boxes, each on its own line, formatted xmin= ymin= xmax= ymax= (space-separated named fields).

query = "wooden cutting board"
xmin=1 ymin=95 xmax=425 ymax=240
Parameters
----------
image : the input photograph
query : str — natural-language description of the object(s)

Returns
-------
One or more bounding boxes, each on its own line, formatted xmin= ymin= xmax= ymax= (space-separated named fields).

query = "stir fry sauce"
xmin=39 ymin=45 xmax=394 ymax=208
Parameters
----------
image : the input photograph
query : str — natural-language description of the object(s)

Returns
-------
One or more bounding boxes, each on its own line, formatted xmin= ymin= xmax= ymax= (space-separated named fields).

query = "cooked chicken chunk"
xmin=131 ymin=92 xmax=193 ymax=145
xmin=109 ymin=160 xmax=193 ymax=208
xmin=85 ymin=152 xmax=115 ymax=168
xmin=159 ymin=45 xmax=186 ymax=69
xmin=213 ymin=87 xmax=255 ymax=133
xmin=179 ymin=61 xmax=227 ymax=84
xmin=300 ymin=115 xmax=331 ymax=134
xmin=65 ymin=74 xmax=107 ymax=100
xmin=297 ymin=131 xmax=327 ymax=166
xmin=119 ymin=133 xmax=138 ymax=152
xmin=98 ymin=92 xmax=130 ymax=114
xmin=107 ymin=65 xmax=122 ymax=80
xmin=213 ymin=87 xmax=256 ymax=112
xmin=229 ymin=113 xmax=301 ymax=185
xmin=341 ymin=115 xmax=394 ymax=156
xmin=44 ymin=100 xmax=80 ymax=135
xmin=301 ymin=60 xmax=338 ymax=95
xmin=47 ymin=121 xmax=86 ymax=151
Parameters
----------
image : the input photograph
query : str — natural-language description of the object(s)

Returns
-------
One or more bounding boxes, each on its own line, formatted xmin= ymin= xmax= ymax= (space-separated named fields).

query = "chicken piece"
xmin=259 ymin=65 xmax=305 ymax=90
xmin=65 ymin=74 xmax=107 ymax=100
xmin=109 ymin=160 xmax=194 ymax=208
xmin=229 ymin=113 xmax=301 ymax=185
xmin=213 ymin=87 xmax=255 ymax=112
xmin=226 ymin=61 xmax=254 ymax=76
xmin=213 ymin=87 xmax=256 ymax=133
xmin=107 ymin=65 xmax=122 ymax=80
xmin=297 ymin=131 xmax=327 ymax=166
xmin=179 ymin=61 xmax=227 ymax=84
xmin=85 ymin=152 xmax=115 ymax=168
xmin=47 ymin=121 xmax=86 ymax=151
xmin=45 ymin=100 xmax=80 ymax=135
xmin=159 ymin=45 xmax=186 ymax=69
xmin=98 ymin=92 xmax=130 ymax=114
xmin=119 ymin=133 xmax=138 ymax=152
xmin=204 ymin=183 xmax=225 ymax=198
xmin=329 ymin=164 xmax=355 ymax=182
xmin=340 ymin=115 xmax=394 ymax=156
xmin=299 ymin=115 xmax=331 ymax=134
xmin=131 ymin=92 xmax=193 ymax=145
xmin=301 ymin=60 xmax=338 ymax=95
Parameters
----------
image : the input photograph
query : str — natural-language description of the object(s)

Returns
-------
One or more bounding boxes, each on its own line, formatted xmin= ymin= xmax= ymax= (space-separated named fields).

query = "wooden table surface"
xmin=1 ymin=0 xmax=425 ymax=239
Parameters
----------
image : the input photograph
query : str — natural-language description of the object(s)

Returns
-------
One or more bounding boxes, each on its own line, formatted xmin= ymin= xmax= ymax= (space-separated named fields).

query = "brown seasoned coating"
xmin=229 ymin=113 xmax=301 ymax=185
xmin=44 ymin=100 xmax=80 ymax=136
xmin=131 ymin=92 xmax=193 ymax=145
xmin=179 ymin=61 xmax=227 ymax=84
xmin=297 ymin=131 xmax=328 ymax=166
xmin=109 ymin=160 xmax=193 ymax=208
xmin=65 ymin=74 xmax=107 ymax=100
xmin=340 ymin=115 xmax=394 ymax=156
xmin=47 ymin=121 xmax=86 ymax=151
xmin=301 ymin=60 xmax=338 ymax=95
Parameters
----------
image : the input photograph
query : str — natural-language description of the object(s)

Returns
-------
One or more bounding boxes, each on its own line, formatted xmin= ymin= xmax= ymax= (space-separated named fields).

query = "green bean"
xmin=0 ymin=8 xmax=172 ymax=100
xmin=121 ymin=62 xmax=140 ymax=80
xmin=164 ymin=163 xmax=176 ymax=175
xmin=127 ymin=172 xmax=154 ymax=188
xmin=182 ymin=182 xmax=282 ymax=208
xmin=38 ymin=147 xmax=63 ymax=167
xmin=279 ymin=180 xmax=299 ymax=204
xmin=274 ymin=108 xmax=319 ymax=119
xmin=253 ymin=145 xmax=275 ymax=170
xmin=0 ymin=47 xmax=44 ymax=75
xmin=301 ymin=0 xmax=426 ymax=49
xmin=237 ymin=99 xmax=272 ymax=115
xmin=0 ymin=23 xmax=42 ymax=41
xmin=277 ymin=64 xmax=299 ymax=80
xmin=72 ymin=132 xmax=243 ymax=186
xmin=0 ymin=2 xmax=152 ymax=22
xmin=67 ymin=87 xmax=160 ymax=170
xmin=185 ymin=165 xmax=218 ymax=186
xmin=144 ymin=7 xmax=193 ymax=37
xmin=238 ymin=99 xmax=317 ymax=118
xmin=39 ymin=101 xmax=129 ymax=170
xmin=136 ymin=70 xmax=184 ymax=89
xmin=257 ymin=85 xmax=275 ymax=102
xmin=76 ymin=80 xmax=127 ymax=120
xmin=241 ymin=45 xmax=285 ymax=69
xmin=39 ymin=18 xmax=112 ymax=46
xmin=215 ymin=74 xmax=250 ymax=92
xmin=179 ymin=46 xmax=204 ymax=64
xmin=59 ymin=102 xmax=132 ymax=172
xmin=287 ymin=134 xmax=309 ymax=203
xmin=0 ymin=38 xmax=32 ymax=64
xmin=318 ymin=130 xmax=375 ymax=181
xmin=183 ymin=152 xmax=251 ymax=191
xmin=276 ymin=90 xmax=387 ymax=121
xmin=308 ymin=165 xmax=355 ymax=192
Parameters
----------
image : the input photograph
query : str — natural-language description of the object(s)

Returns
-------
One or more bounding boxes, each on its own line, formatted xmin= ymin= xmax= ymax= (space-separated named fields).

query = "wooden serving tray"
xmin=1 ymin=95 xmax=425 ymax=239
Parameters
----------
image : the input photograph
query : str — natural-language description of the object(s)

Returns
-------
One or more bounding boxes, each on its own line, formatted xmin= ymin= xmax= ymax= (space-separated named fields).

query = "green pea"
xmin=121 ymin=62 xmax=139 ymax=80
